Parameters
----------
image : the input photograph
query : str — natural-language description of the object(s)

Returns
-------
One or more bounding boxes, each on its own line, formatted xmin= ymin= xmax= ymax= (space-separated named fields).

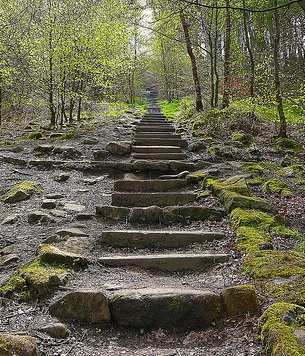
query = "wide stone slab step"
xmin=109 ymin=288 xmax=222 ymax=328
xmin=136 ymin=126 xmax=174 ymax=133
xmin=134 ymin=138 xmax=187 ymax=147
xmin=140 ymin=119 xmax=169 ymax=123
xmin=112 ymin=192 xmax=196 ymax=207
xmin=131 ymin=160 xmax=194 ymax=172
xmin=98 ymin=253 xmax=229 ymax=271
xmin=101 ymin=230 xmax=225 ymax=248
xmin=133 ymin=146 xmax=181 ymax=153
xmin=114 ymin=179 xmax=188 ymax=192
xmin=134 ymin=133 xmax=181 ymax=139
xmin=132 ymin=153 xmax=187 ymax=160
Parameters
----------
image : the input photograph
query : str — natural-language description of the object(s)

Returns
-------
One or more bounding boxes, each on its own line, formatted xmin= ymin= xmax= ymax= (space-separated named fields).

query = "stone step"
xmin=132 ymin=153 xmax=187 ymax=160
xmin=109 ymin=288 xmax=222 ymax=328
xmin=111 ymin=192 xmax=196 ymax=207
xmin=132 ymin=160 xmax=194 ymax=172
xmin=134 ymin=138 xmax=187 ymax=147
xmin=137 ymin=122 xmax=173 ymax=127
xmin=140 ymin=119 xmax=168 ymax=123
xmin=101 ymin=230 xmax=225 ymax=248
xmin=136 ymin=125 xmax=175 ymax=132
xmin=114 ymin=179 xmax=188 ymax=192
xmin=134 ymin=133 xmax=181 ymax=139
xmin=98 ymin=253 xmax=229 ymax=271
xmin=133 ymin=146 xmax=181 ymax=153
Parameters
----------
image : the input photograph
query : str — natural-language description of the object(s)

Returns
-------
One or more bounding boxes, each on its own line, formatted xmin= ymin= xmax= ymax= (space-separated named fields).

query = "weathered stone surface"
xmin=49 ymin=291 xmax=110 ymax=323
xmin=53 ymin=146 xmax=82 ymax=158
xmin=1 ymin=214 xmax=19 ymax=225
xmin=41 ymin=199 xmax=56 ymax=209
xmin=161 ymin=206 xmax=225 ymax=224
xmin=39 ymin=245 xmax=88 ymax=267
xmin=168 ymin=161 xmax=194 ymax=172
xmin=3 ymin=181 xmax=43 ymax=204
xmin=133 ymin=146 xmax=181 ymax=153
xmin=101 ymin=230 xmax=225 ymax=248
xmin=98 ymin=253 xmax=229 ymax=271
xmin=221 ymin=285 xmax=259 ymax=317
xmin=132 ymin=153 xmax=186 ymax=160
xmin=0 ymin=254 xmax=19 ymax=267
xmin=96 ymin=206 xmax=130 ymax=221
xmin=129 ymin=206 xmax=162 ymax=224
xmin=134 ymin=138 xmax=187 ymax=147
xmin=39 ymin=323 xmax=68 ymax=339
xmin=112 ymin=192 xmax=196 ymax=207
xmin=106 ymin=141 xmax=131 ymax=155
xmin=109 ymin=288 xmax=222 ymax=328
xmin=54 ymin=173 xmax=70 ymax=182
xmin=34 ymin=144 xmax=54 ymax=154
xmin=61 ymin=202 xmax=85 ymax=212
xmin=114 ymin=179 xmax=187 ymax=192
xmin=62 ymin=236 xmax=93 ymax=254
xmin=55 ymin=228 xmax=89 ymax=238
xmin=82 ymin=137 xmax=98 ymax=145
xmin=132 ymin=160 xmax=169 ymax=172
xmin=28 ymin=211 xmax=55 ymax=224
xmin=0 ymin=333 xmax=38 ymax=356
xmin=92 ymin=149 xmax=108 ymax=160
xmin=75 ymin=213 xmax=94 ymax=221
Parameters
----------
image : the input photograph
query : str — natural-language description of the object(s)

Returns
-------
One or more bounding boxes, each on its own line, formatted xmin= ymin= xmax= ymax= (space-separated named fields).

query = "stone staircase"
xmin=97 ymin=106 xmax=231 ymax=328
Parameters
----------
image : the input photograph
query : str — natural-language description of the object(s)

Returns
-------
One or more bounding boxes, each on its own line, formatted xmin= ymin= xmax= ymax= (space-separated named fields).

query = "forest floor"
xmin=0 ymin=104 xmax=305 ymax=355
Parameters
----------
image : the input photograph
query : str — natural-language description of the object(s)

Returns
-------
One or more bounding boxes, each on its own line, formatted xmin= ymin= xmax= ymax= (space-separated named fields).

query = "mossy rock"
xmin=0 ymin=333 xmax=38 ymax=356
xmin=192 ymin=129 xmax=206 ymax=137
xmin=271 ymin=226 xmax=298 ymax=239
xmin=277 ymin=138 xmax=303 ymax=152
xmin=221 ymin=285 xmax=259 ymax=317
xmin=232 ymin=131 xmax=253 ymax=146
xmin=246 ymin=177 xmax=265 ymax=186
xmin=39 ymin=245 xmax=88 ymax=268
xmin=243 ymin=163 xmax=266 ymax=176
xmin=263 ymin=179 xmax=292 ymax=198
xmin=0 ymin=261 xmax=68 ymax=301
xmin=259 ymin=302 xmax=305 ymax=356
xmin=28 ymin=131 xmax=43 ymax=140
xmin=187 ymin=172 xmax=209 ymax=185
xmin=237 ymin=226 xmax=272 ymax=252
xmin=219 ymin=190 xmax=277 ymax=214
xmin=230 ymin=208 xmax=277 ymax=231
xmin=207 ymin=175 xmax=250 ymax=197
xmin=3 ymin=181 xmax=44 ymax=204
xmin=244 ymin=250 xmax=305 ymax=279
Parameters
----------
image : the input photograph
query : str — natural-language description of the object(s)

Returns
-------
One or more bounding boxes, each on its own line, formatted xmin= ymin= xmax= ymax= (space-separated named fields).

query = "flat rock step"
xmin=133 ymin=146 xmax=181 ymax=153
xmin=98 ymin=253 xmax=229 ymax=271
xmin=109 ymin=288 xmax=221 ymax=328
xmin=134 ymin=138 xmax=187 ymax=147
xmin=112 ymin=192 xmax=196 ymax=207
xmin=114 ymin=179 xmax=187 ymax=192
xmin=140 ymin=119 xmax=169 ymax=123
xmin=136 ymin=126 xmax=174 ymax=132
xmin=134 ymin=134 xmax=181 ymax=139
xmin=132 ymin=160 xmax=194 ymax=172
xmin=101 ymin=230 xmax=225 ymax=248
xmin=132 ymin=153 xmax=187 ymax=160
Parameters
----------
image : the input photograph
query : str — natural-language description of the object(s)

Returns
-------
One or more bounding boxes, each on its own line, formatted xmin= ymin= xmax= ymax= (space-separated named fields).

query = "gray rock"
xmin=75 ymin=213 xmax=94 ymax=221
xmin=1 ymin=214 xmax=19 ymax=225
xmin=81 ymin=138 xmax=98 ymax=145
xmin=129 ymin=206 xmax=162 ymax=224
xmin=39 ymin=245 xmax=88 ymax=267
xmin=39 ymin=323 xmax=68 ymax=339
xmin=3 ymin=190 xmax=30 ymax=204
xmin=34 ymin=144 xmax=54 ymax=154
xmin=53 ymin=146 xmax=82 ymax=158
xmin=61 ymin=202 xmax=86 ymax=212
xmin=54 ymin=173 xmax=70 ymax=182
xmin=106 ymin=141 xmax=131 ymax=155
xmin=49 ymin=291 xmax=110 ymax=323
xmin=93 ymin=149 xmax=108 ymax=160
xmin=0 ymin=333 xmax=38 ymax=355
xmin=28 ymin=211 xmax=55 ymax=224
xmin=55 ymin=228 xmax=89 ymax=238
xmin=0 ymin=254 xmax=19 ymax=267
xmin=109 ymin=288 xmax=222 ymax=328
xmin=41 ymin=199 xmax=57 ymax=209
xmin=96 ymin=206 xmax=130 ymax=221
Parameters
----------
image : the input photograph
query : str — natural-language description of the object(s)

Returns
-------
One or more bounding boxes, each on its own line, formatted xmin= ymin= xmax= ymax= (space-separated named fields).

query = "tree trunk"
xmin=273 ymin=0 xmax=287 ymax=138
xmin=214 ymin=5 xmax=219 ymax=107
xmin=180 ymin=9 xmax=203 ymax=112
xmin=242 ymin=0 xmax=255 ymax=97
xmin=49 ymin=30 xmax=56 ymax=125
xmin=222 ymin=0 xmax=231 ymax=109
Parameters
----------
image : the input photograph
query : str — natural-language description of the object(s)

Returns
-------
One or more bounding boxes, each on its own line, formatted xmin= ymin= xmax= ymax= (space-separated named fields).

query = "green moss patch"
xmin=2 ymin=181 xmax=44 ymax=204
xmin=244 ymin=251 xmax=305 ymax=279
xmin=0 ymin=260 xmax=68 ymax=301
xmin=237 ymin=226 xmax=272 ymax=252
xmin=232 ymin=131 xmax=253 ymax=146
xmin=259 ymin=302 xmax=305 ymax=356
xmin=207 ymin=175 xmax=250 ymax=197
xmin=243 ymin=163 xmax=266 ymax=176
xmin=263 ymin=179 xmax=292 ymax=198
xmin=230 ymin=208 xmax=277 ymax=230
xmin=277 ymin=138 xmax=303 ymax=152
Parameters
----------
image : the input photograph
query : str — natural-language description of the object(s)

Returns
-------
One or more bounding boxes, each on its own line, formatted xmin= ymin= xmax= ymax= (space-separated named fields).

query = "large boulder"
xmin=105 ymin=141 xmax=131 ymax=155
xmin=39 ymin=245 xmax=88 ymax=268
xmin=0 ymin=333 xmax=38 ymax=356
xmin=49 ymin=291 xmax=110 ymax=323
